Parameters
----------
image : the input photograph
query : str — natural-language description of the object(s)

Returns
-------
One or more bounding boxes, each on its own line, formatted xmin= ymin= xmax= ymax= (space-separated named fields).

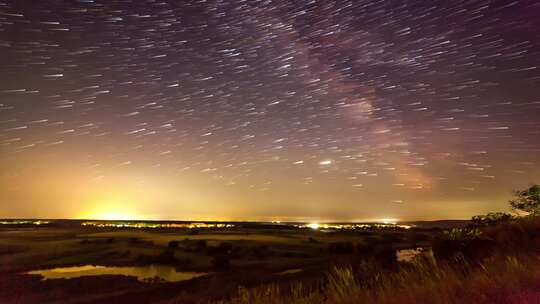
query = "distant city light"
xmin=0 ymin=220 xmax=50 ymax=225
xmin=380 ymin=218 xmax=398 ymax=224
xmin=308 ymin=223 xmax=320 ymax=229
xmin=296 ymin=222 xmax=412 ymax=230
xmin=81 ymin=221 xmax=235 ymax=229
xmin=0 ymin=219 xmax=412 ymax=230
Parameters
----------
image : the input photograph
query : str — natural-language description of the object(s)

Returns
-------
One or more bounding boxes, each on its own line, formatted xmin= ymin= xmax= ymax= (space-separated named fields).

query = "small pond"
xmin=26 ymin=265 xmax=207 ymax=282
xmin=396 ymin=248 xmax=428 ymax=262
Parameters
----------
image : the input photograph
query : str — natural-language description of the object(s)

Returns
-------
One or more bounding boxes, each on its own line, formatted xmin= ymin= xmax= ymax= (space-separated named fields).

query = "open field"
xmin=0 ymin=220 xmax=441 ymax=303
xmin=1 ymin=218 xmax=539 ymax=304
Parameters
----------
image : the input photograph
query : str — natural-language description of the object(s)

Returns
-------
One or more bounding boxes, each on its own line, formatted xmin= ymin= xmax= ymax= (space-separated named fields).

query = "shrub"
xmin=432 ymin=230 xmax=495 ymax=264
xmin=483 ymin=216 xmax=540 ymax=252
xmin=443 ymin=228 xmax=482 ymax=240
xmin=471 ymin=212 xmax=513 ymax=226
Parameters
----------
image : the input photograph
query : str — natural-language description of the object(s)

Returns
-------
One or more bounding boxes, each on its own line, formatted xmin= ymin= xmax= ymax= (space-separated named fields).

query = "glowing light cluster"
xmin=0 ymin=220 xmax=50 ymax=225
xmin=80 ymin=221 xmax=235 ymax=229
xmin=296 ymin=223 xmax=412 ymax=230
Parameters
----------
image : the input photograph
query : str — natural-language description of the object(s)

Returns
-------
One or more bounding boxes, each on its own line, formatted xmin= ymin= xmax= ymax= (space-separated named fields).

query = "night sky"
xmin=1 ymin=0 xmax=539 ymax=221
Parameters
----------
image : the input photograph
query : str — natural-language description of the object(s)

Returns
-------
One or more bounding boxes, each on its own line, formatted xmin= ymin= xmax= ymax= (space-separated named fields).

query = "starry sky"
xmin=1 ymin=0 xmax=539 ymax=221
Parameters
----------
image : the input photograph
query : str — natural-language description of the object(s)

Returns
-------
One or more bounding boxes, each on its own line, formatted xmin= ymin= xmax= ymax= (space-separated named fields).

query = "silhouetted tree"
xmin=510 ymin=184 xmax=540 ymax=215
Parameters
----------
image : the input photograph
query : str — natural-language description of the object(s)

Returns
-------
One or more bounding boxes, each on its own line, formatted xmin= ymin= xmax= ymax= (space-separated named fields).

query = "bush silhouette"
xmin=471 ymin=212 xmax=512 ymax=226
xmin=432 ymin=232 xmax=495 ymax=264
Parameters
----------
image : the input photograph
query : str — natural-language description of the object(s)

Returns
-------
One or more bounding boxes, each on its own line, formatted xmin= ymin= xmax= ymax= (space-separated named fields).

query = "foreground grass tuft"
xmin=210 ymin=254 xmax=540 ymax=304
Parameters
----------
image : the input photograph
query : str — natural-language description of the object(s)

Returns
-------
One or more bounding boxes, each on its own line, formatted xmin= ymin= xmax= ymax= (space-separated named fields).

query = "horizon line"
xmin=0 ymin=217 xmax=472 ymax=223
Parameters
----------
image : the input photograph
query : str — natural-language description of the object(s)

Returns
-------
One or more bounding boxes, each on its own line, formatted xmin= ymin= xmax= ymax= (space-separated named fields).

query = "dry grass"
xmin=210 ymin=255 xmax=540 ymax=304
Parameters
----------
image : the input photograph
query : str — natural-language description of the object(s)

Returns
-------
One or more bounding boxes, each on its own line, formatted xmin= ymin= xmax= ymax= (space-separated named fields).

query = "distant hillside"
xmin=405 ymin=220 xmax=470 ymax=229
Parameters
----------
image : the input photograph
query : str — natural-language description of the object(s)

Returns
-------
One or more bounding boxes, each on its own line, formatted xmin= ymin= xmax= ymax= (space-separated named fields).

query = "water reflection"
xmin=396 ymin=248 xmax=425 ymax=262
xmin=277 ymin=268 xmax=302 ymax=275
xmin=27 ymin=265 xmax=207 ymax=282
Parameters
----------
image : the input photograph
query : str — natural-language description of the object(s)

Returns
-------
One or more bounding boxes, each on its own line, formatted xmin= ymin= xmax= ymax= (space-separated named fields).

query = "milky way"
xmin=1 ymin=0 xmax=540 ymax=221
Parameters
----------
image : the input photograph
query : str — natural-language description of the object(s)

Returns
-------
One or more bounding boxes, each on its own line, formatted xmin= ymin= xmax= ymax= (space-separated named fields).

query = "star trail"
xmin=1 ymin=0 xmax=539 ymax=221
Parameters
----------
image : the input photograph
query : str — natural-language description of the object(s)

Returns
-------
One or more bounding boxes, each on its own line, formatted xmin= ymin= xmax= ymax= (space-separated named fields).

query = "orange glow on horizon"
xmin=78 ymin=207 xmax=139 ymax=221
xmin=77 ymin=193 xmax=140 ymax=221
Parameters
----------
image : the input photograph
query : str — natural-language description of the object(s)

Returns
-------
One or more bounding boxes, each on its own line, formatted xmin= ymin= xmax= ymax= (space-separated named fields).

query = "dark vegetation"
xmin=0 ymin=184 xmax=539 ymax=303
xmin=205 ymin=184 xmax=540 ymax=304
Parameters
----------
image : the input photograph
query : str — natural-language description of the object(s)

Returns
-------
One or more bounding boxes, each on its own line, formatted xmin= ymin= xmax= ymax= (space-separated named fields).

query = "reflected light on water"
xmin=27 ymin=265 xmax=207 ymax=282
